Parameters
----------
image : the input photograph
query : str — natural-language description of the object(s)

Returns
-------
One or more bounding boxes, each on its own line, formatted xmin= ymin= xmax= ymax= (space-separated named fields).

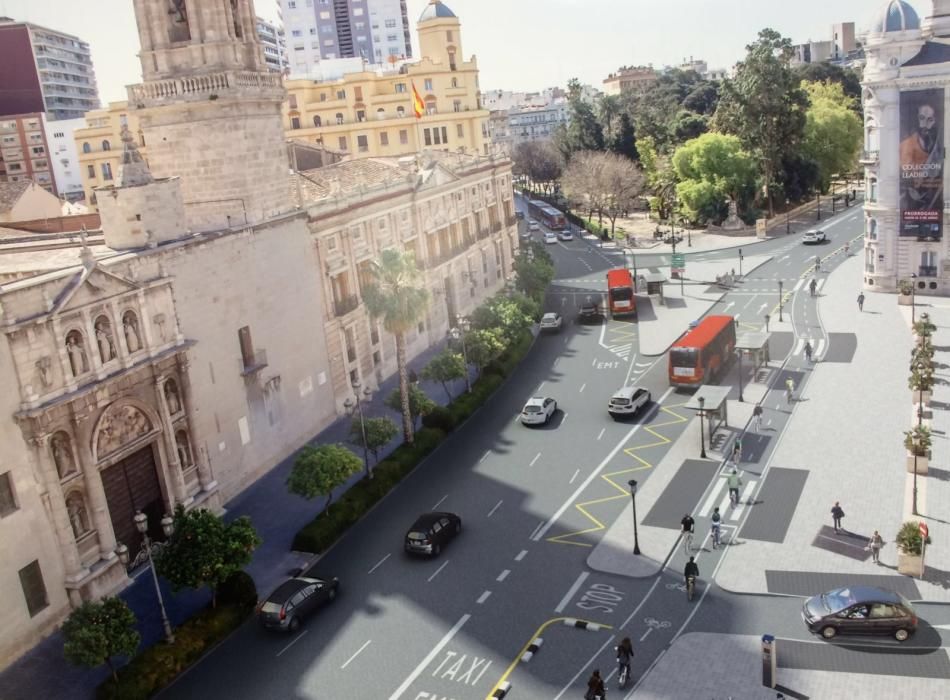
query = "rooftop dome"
xmin=873 ymin=0 xmax=921 ymax=32
xmin=419 ymin=0 xmax=457 ymax=22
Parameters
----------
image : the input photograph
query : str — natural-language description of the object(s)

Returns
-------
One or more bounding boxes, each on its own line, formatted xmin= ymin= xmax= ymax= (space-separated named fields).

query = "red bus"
xmin=527 ymin=199 xmax=567 ymax=230
xmin=606 ymin=268 xmax=636 ymax=316
xmin=668 ymin=315 xmax=736 ymax=387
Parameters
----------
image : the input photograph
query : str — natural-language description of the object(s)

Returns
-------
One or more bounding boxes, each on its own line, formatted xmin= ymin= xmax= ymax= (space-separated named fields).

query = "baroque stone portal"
xmin=96 ymin=404 xmax=153 ymax=459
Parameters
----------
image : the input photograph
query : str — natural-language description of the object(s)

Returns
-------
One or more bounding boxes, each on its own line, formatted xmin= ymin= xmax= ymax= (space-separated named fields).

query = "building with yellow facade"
xmin=74 ymin=0 xmax=489 ymax=210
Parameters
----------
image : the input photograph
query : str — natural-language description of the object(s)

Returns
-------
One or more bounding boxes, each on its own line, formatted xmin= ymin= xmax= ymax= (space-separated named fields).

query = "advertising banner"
xmin=900 ymin=88 xmax=944 ymax=239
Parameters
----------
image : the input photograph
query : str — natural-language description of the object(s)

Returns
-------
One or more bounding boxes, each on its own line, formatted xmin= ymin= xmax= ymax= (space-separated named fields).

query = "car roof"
xmin=266 ymin=577 xmax=330 ymax=603
xmin=612 ymin=386 xmax=642 ymax=397
xmin=805 ymin=229 xmax=822 ymax=234
xmin=541 ymin=312 xmax=558 ymax=318
xmin=826 ymin=586 xmax=906 ymax=605
xmin=410 ymin=511 xmax=456 ymax=528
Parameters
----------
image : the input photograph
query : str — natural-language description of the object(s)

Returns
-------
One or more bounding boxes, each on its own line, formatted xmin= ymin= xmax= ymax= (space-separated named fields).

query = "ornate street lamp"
xmin=698 ymin=396 xmax=707 ymax=459
xmin=116 ymin=511 xmax=175 ymax=643
xmin=344 ymin=379 xmax=374 ymax=478
xmin=628 ymin=479 xmax=641 ymax=555
xmin=778 ymin=280 xmax=784 ymax=322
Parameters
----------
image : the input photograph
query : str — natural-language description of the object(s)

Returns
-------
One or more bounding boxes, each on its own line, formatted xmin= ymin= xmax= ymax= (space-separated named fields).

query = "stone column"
xmin=156 ymin=376 xmax=190 ymax=506
xmin=176 ymin=356 xmax=216 ymax=493
xmin=82 ymin=311 xmax=103 ymax=373
xmin=29 ymin=436 xmax=88 ymax=582
xmin=72 ymin=415 xmax=117 ymax=560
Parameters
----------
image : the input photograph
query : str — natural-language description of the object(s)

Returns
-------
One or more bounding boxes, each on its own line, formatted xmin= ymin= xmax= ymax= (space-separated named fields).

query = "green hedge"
xmin=97 ymin=600 xmax=253 ymax=700
xmin=291 ymin=329 xmax=535 ymax=555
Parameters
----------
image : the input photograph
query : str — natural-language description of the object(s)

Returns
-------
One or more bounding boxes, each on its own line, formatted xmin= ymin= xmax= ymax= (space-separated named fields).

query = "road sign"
xmin=920 ymin=522 xmax=929 ymax=539
xmin=671 ymin=253 xmax=685 ymax=275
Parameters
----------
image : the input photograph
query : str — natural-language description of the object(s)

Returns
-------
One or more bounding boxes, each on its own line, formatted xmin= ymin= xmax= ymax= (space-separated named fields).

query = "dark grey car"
xmin=802 ymin=586 xmax=918 ymax=642
xmin=258 ymin=576 xmax=339 ymax=632
xmin=405 ymin=512 xmax=462 ymax=557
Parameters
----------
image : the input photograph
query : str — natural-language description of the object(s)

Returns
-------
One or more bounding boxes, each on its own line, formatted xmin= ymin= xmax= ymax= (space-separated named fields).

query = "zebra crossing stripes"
xmin=699 ymin=475 xmax=758 ymax=521
xmin=610 ymin=343 xmax=633 ymax=359
xmin=793 ymin=337 xmax=826 ymax=358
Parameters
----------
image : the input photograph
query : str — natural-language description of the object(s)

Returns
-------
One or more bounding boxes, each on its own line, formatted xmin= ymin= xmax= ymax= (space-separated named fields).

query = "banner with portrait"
xmin=900 ymin=88 xmax=944 ymax=239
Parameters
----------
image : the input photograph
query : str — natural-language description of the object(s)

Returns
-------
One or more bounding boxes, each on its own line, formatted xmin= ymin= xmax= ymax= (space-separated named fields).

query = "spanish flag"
xmin=411 ymin=81 xmax=425 ymax=119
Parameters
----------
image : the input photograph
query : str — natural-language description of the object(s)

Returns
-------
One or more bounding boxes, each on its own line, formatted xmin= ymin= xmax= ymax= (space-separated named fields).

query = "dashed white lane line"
xmin=340 ymin=639 xmax=371 ymax=669
xmin=497 ymin=569 xmax=511 ymax=582
xmin=530 ymin=452 xmax=541 ymax=467
xmin=555 ymin=571 xmax=590 ymax=613
xmin=276 ymin=630 xmax=308 ymax=657
xmin=432 ymin=494 xmax=448 ymax=509
xmin=477 ymin=590 xmax=492 ymax=604
xmin=815 ymin=338 xmax=826 ymax=357
xmin=388 ymin=614 xmax=471 ymax=700
xmin=487 ymin=500 xmax=503 ymax=517
xmin=427 ymin=560 xmax=449 ymax=583
xmin=562 ymin=411 xmax=569 ymax=424
xmin=597 ymin=427 xmax=606 ymax=440
xmin=569 ymin=469 xmax=580 ymax=484
xmin=579 ymin=383 xmax=587 ymax=393
xmin=515 ymin=549 xmax=528 ymax=562
xmin=368 ymin=554 xmax=391 ymax=574
xmin=793 ymin=279 xmax=804 ymax=292
xmin=699 ymin=477 xmax=724 ymax=517
xmin=479 ymin=450 xmax=490 ymax=463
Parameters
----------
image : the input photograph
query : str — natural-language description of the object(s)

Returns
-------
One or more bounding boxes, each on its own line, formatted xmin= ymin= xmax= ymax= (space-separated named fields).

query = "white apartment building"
xmin=44 ymin=116 xmax=85 ymax=203
xmin=257 ymin=15 xmax=288 ymax=72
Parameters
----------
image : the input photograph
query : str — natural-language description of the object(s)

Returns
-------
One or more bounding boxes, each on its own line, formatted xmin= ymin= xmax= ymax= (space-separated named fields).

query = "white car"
xmin=802 ymin=229 xmax=826 ymax=244
xmin=539 ymin=312 xmax=562 ymax=332
xmin=558 ymin=230 xmax=574 ymax=241
xmin=543 ymin=231 xmax=558 ymax=244
xmin=521 ymin=396 xmax=557 ymax=425
xmin=607 ymin=386 xmax=651 ymax=419
xmin=528 ymin=220 xmax=541 ymax=231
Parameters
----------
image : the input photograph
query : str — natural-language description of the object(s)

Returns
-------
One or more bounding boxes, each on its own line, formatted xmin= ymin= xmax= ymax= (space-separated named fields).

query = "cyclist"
xmin=809 ymin=278 xmax=817 ymax=297
xmin=711 ymin=507 xmax=722 ymax=548
xmin=727 ymin=468 xmax=742 ymax=507
xmin=616 ymin=637 xmax=634 ymax=688
xmin=785 ymin=377 xmax=795 ymax=404
xmin=586 ymin=669 xmax=606 ymax=700
xmin=680 ymin=513 xmax=696 ymax=554
xmin=804 ymin=341 xmax=813 ymax=362
xmin=684 ymin=556 xmax=700 ymax=600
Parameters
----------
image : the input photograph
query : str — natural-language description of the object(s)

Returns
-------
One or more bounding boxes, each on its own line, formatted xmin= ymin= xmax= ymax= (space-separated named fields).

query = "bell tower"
xmin=128 ymin=0 xmax=291 ymax=231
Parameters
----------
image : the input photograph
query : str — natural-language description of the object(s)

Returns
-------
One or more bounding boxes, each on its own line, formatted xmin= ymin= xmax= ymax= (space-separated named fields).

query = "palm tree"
xmin=597 ymin=94 xmax=622 ymax=145
xmin=362 ymin=248 xmax=430 ymax=444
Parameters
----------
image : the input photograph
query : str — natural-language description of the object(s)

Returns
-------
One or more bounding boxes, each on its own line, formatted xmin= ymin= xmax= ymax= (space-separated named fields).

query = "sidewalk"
xmin=633 ymin=632 xmax=948 ymax=699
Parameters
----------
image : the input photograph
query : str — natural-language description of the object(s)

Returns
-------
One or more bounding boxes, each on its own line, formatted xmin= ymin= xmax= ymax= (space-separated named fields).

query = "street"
xmin=160 ymin=200 xmax=950 ymax=700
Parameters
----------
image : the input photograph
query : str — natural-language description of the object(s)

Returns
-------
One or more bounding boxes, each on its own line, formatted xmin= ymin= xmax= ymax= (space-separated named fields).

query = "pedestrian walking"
xmin=809 ymin=278 xmax=817 ymax=297
xmin=752 ymin=404 xmax=763 ymax=432
xmin=844 ymin=241 xmax=850 ymax=256
xmin=804 ymin=341 xmax=813 ymax=362
xmin=815 ymin=255 xmax=821 ymax=273
xmin=785 ymin=377 xmax=795 ymax=404
xmin=857 ymin=292 xmax=865 ymax=312
xmin=831 ymin=502 xmax=845 ymax=534
xmin=868 ymin=530 xmax=884 ymax=564
xmin=732 ymin=437 xmax=743 ymax=462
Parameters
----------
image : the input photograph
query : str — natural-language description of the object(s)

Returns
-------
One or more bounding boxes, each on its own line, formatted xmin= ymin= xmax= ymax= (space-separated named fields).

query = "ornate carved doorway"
xmin=100 ymin=444 xmax=165 ymax=559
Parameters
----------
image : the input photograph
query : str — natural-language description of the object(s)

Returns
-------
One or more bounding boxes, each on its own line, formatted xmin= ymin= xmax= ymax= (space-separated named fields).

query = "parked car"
xmin=578 ymin=298 xmax=602 ymax=323
xmin=608 ymin=386 xmax=651 ymax=419
xmin=528 ymin=220 xmax=541 ymax=231
xmin=539 ymin=312 xmax=562 ymax=332
xmin=543 ymin=231 xmax=558 ymax=244
xmin=515 ymin=211 xmax=525 ymax=220
xmin=802 ymin=229 xmax=827 ymax=244
xmin=519 ymin=227 xmax=531 ymax=240
xmin=558 ymin=229 xmax=574 ymax=241
xmin=404 ymin=512 xmax=462 ymax=557
xmin=258 ymin=575 xmax=339 ymax=632
xmin=802 ymin=586 xmax=918 ymax=642
xmin=521 ymin=396 xmax=557 ymax=425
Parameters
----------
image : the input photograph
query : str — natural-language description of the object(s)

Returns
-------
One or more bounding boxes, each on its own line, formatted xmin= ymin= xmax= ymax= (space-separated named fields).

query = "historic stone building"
xmin=862 ymin=0 xmax=950 ymax=294
xmin=0 ymin=0 xmax=515 ymax=668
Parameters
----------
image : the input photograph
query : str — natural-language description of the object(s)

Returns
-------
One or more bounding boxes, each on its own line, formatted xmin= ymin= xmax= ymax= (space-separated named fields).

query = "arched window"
xmin=377 ymin=107 xmax=386 ymax=120
xmin=451 ymin=77 xmax=458 ymax=88
xmin=82 ymin=142 xmax=91 ymax=154
xmin=93 ymin=315 xmax=117 ymax=363
xmin=101 ymin=139 xmax=111 ymax=151
xmin=336 ymin=113 xmax=344 ymax=125
xmin=867 ymin=218 xmax=877 ymax=240
xmin=122 ymin=310 xmax=142 ymax=353
xmin=313 ymin=115 xmax=322 ymax=127
xmin=65 ymin=329 xmax=89 ymax=377
xmin=397 ymin=106 xmax=405 ymax=117
xmin=65 ymin=491 xmax=90 ymax=539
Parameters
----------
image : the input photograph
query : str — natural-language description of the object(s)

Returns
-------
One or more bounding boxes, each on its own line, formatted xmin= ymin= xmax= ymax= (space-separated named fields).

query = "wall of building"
xmin=45 ymin=117 xmax=86 ymax=202
xmin=73 ymin=103 xmax=142 ymax=208
xmin=0 ymin=114 xmax=56 ymax=195
xmin=1 ymin=182 xmax=62 ymax=223
xmin=0 ymin=23 xmax=44 ymax=118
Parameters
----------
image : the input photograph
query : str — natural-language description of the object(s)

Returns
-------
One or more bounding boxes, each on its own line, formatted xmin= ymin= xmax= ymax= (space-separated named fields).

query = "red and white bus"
xmin=606 ymin=268 xmax=636 ymax=317
xmin=527 ymin=199 xmax=567 ymax=230
xmin=668 ymin=315 xmax=736 ymax=387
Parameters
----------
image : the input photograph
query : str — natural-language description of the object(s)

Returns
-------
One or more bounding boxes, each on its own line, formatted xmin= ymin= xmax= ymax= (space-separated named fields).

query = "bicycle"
xmin=686 ymin=575 xmax=696 ymax=601
xmin=617 ymin=659 xmax=630 ymax=689
xmin=711 ymin=524 xmax=721 ymax=549
xmin=682 ymin=530 xmax=694 ymax=554
xmin=729 ymin=488 xmax=740 ymax=507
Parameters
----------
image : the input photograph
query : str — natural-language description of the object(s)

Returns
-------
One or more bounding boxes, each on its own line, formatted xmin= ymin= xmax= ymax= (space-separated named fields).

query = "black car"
xmin=578 ymin=299 xmax=602 ymax=323
xmin=405 ymin=512 xmax=462 ymax=557
xmin=258 ymin=575 xmax=339 ymax=632
xmin=802 ymin=586 xmax=918 ymax=642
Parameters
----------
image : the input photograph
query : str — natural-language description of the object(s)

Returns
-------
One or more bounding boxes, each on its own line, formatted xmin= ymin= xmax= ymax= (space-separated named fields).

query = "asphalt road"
xmin=161 ymin=200 xmax=950 ymax=700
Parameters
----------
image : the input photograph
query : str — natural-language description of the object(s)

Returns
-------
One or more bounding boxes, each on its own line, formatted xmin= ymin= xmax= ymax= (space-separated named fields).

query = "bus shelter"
xmin=684 ymin=386 xmax=731 ymax=446
xmin=736 ymin=331 xmax=771 ymax=371
xmin=637 ymin=271 xmax=667 ymax=305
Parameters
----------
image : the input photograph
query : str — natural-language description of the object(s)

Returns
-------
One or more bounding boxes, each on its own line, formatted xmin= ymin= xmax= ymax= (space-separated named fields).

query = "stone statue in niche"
xmin=164 ymin=380 xmax=182 ymax=414
xmin=95 ymin=321 xmax=117 ymax=363
xmin=169 ymin=0 xmax=187 ymax=24
xmin=96 ymin=404 xmax=152 ymax=458
xmin=167 ymin=0 xmax=191 ymax=41
xmin=36 ymin=356 xmax=53 ymax=388
xmin=175 ymin=430 xmax=192 ymax=467
xmin=66 ymin=335 xmax=88 ymax=376
xmin=123 ymin=313 xmax=141 ymax=353
xmin=230 ymin=0 xmax=243 ymax=38
xmin=153 ymin=314 xmax=167 ymax=342
xmin=66 ymin=492 xmax=89 ymax=539
xmin=51 ymin=433 xmax=76 ymax=478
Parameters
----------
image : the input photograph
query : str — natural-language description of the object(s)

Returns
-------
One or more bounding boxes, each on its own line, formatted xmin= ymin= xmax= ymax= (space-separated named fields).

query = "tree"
xmin=511 ymin=140 xmax=563 ymax=195
xmin=385 ymin=383 xmax=436 ymax=428
xmin=801 ymin=80 xmax=863 ymax=190
xmin=155 ymin=505 xmax=260 ymax=607
xmin=348 ymin=416 xmax=398 ymax=464
xmin=670 ymin=110 xmax=709 ymax=144
xmin=421 ymin=349 xmax=466 ymax=401
xmin=287 ymin=444 xmax=362 ymax=513
xmin=362 ymin=248 xmax=430 ymax=444
xmin=62 ymin=597 xmax=139 ymax=682
xmin=469 ymin=294 xmax=537 ymax=343
xmin=463 ymin=328 xmax=506 ymax=374
xmin=597 ymin=93 xmax=623 ymax=145
xmin=637 ymin=135 xmax=677 ymax=220
xmin=562 ymin=151 xmax=646 ymax=234
xmin=713 ymin=28 xmax=808 ymax=215
xmin=512 ymin=242 xmax=555 ymax=303
xmin=610 ymin=112 xmax=639 ymax=161
xmin=672 ymin=133 xmax=757 ymax=224
xmin=557 ymin=78 xmax=605 ymax=161
xmin=793 ymin=62 xmax=862 ymax=108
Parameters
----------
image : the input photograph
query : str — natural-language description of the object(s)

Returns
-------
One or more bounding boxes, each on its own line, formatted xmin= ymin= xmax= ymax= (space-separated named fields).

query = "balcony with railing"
xmin=240 ymin=348 xmax=268 ymax=376
xmin=128 ymin=70 xmax=284 ymax=104
xmin=919 ymin=266 xmax=938 ymax=278
xmin=860 ymin=149 xmax=879 ymax=165
xmin=333 ymin=294 xmax=360 ymax=317
xmin=476 ymin=226 xmax=490 ymax=240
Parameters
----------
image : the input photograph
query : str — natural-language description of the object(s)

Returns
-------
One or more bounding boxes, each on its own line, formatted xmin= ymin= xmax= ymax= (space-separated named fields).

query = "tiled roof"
xmin=293 ymin=158 xmax=413 ymax=205
xmin=0 ymin=181 xmax=32 ymax=213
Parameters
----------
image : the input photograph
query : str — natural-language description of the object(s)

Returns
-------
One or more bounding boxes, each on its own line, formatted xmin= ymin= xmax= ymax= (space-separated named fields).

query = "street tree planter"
xmin=905 ymin=449 xmax=930 ymax=474
xmin=898 ymin=280 xmax=914 ymax=306
xmin=896 ymin=521 xmax=931 ymax=577
xmin=897 ymin=550 xmax=924 ymax=577
xmin=904 ymin=426 xmax=931 ymax=474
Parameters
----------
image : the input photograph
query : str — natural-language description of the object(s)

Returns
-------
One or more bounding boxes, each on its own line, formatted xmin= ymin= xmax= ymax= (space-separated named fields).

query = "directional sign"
xmin=671 ymin=252 xmax=685 ymax=278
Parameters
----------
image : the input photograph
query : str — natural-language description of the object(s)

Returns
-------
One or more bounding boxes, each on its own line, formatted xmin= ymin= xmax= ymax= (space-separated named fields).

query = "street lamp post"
xmin=698 ymin=396 xmax=707 ymax=459
xmin=911 ymin=273 xmax=918 ymax=325
xmin=912 ymin=359 xmax=926 ymax=515
xmin=778 ymin=280 xmax=784 ymax=322
xmin=737 ymin=348 xmax=744 ymax=402
xmin=785 ymin=199 xmax=790 ymax=235
xmin=738 ymin=248 xmax=744 ymax=277
xmin=344 ymin=379 xmax=374 ymax=478
xmin=816 ymin=193 xmax=821 ymax=221
xmin=116 ymin=511 xmax=175 ymax=643
xmin=628 ymin=479 xmax=641 ymax=555
xmin=832 ymin=180 xmax=837 ymax=214
xmin=449 ymin=315 xmax=471 ymax=393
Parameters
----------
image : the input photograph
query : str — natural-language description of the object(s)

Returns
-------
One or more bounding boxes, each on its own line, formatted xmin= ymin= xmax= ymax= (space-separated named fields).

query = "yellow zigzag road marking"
xmin=546 ymin=402 xmax=690 ymax=547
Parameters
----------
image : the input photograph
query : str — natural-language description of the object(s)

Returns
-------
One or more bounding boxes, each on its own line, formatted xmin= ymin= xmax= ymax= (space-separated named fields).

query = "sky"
xmin=0 ymin=0 xmax=899 ymax=105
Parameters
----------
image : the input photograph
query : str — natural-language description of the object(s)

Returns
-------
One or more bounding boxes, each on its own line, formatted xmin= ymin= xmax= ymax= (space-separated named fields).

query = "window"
xmin=395 ymin=83 xmax=407 ymax=93
xmin=867 ymin=218 xmax=877 ymax=240
xmin=380 ymin=131 xmax=389 ymax=146
xmin=357 ymin=110 xmax=366 ymax=122
xmin=441 ymin=126 xmax=448 ymax=144
xmin=313 ymin=115 xmax=322 ymax=127
xmin=387 ymin=34 xmax=398 ymax=42
xmin=377 ymin=107 xmax=386 ymax=119
xmin=451 ymin=77 xmax=458 ymax=88
xmin=354 ymin=86 xmax=363 ymax=101
xmin=291 ymin=116 xmax=301 ymax=129
xmin=396 ymin=106 xmax=405 ymax=117
xmin=424 ymin=78 xmax=433 ymax=91
xmin=424 ymin=128 xmax=432 ymax=146
xmin=288 ymin=0 xmax=297 ymax=7
xmin=19 ymin=560 xmax=48 ymax=617
xmin=385 ymin=18 xmax=397 ymax=28
xmin=101 ymin=162 xmax=112 ymax=180
xmin=399 ymin=129 xmax=408 ymax=144
xmin=289 ymin=95 xmax=298 ymax=109
xmin=82 ymin=142 xmax=90 ymax=153
xmin=101 ymin=139 xmax=110 ymax=151
xmin=336 ymin=113 xmax=344 ymax=124
xmin=338 ymin=136 xmax=347 ymax=151
xmin=357 ymin=134 xmax=369 ymax=152
xmin=0 ymin=472 xmax=18 ymax=517
xmin=238 ymin=326 xmax=255 ymax=370
xmin=457 ymin=124 xmax=464 ymax=138
xmin=336 ymin=89 xmax=346 ymax=100
xmin=453 ymin=100 xmax=461 ymax=112
xmin=292 ymin=29 xmax=302 ymax=37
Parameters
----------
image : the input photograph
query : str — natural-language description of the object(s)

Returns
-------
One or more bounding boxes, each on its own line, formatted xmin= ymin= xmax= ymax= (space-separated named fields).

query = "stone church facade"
xmin=0 ymin=0 xmax=516 ymax=667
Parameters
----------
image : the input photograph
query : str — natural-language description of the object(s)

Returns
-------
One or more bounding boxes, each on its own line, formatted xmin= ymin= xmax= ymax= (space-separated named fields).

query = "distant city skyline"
xmin=0 ymin=0 xmax=892 ymax=106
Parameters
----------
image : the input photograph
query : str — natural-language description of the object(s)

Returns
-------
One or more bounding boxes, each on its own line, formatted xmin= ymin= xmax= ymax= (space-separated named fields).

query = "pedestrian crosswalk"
xmin=610 ymin=342 xmax=633 ymax=359
xmin=793 ymin=337 xmax=825 ymax=358
xmin=698 ymin=470 xmax=759 ymax=522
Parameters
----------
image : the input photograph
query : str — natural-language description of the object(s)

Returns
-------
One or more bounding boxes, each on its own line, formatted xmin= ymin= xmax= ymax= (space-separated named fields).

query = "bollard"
xmin=762 ymin=634 xmax=777 ymax=688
